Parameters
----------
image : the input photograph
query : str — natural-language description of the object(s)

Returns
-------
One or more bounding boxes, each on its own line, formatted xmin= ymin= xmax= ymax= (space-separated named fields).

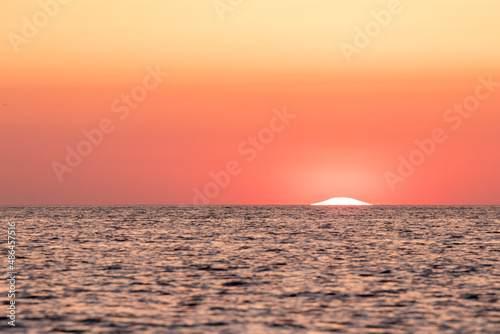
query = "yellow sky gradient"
xmin=2 ymin=0 xmax=500 ymax=83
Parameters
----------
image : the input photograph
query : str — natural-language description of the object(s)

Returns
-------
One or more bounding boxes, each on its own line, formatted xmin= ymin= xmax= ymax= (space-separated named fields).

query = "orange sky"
xmin=1 ymin=0 xmax=499 ymax=205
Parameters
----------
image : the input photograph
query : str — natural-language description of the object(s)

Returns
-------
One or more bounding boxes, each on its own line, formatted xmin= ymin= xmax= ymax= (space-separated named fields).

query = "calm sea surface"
xmin=1 ymin=206 xmax=499 ymax=333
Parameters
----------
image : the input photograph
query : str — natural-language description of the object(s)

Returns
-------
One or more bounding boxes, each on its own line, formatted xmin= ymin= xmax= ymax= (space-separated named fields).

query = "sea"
xmin=1 ymin=205 xmax=499 ymax=333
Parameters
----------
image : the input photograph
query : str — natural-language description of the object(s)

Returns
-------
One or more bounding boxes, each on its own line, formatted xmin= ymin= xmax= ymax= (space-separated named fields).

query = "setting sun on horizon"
xmin=2 ymin=2 xmax=500 ymax=332
xmin=312 ymin=197 xmax=372 ymax=206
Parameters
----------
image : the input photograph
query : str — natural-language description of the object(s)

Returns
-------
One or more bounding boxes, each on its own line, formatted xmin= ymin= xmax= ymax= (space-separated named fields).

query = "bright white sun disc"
xmin=312 ymin=197 xmax=372 ymax=206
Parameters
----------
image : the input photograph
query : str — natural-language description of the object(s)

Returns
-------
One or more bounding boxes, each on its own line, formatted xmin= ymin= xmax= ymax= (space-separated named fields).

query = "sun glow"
xmin=312 ymin=197 xmax=372 ymax=206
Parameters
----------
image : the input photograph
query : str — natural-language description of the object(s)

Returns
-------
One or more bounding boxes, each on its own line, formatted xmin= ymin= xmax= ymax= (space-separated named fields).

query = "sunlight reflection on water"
xmin=2 ymin=205 xmax=499 ymax=333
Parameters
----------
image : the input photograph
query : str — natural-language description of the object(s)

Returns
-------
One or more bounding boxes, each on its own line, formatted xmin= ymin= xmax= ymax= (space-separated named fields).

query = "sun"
xmin=311 ymin=197 xmax=372 ymax=206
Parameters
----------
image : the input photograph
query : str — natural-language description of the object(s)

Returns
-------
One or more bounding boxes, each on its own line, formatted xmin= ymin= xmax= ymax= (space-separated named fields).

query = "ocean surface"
xmin=1 ymin=206 xmax=500 ymax=333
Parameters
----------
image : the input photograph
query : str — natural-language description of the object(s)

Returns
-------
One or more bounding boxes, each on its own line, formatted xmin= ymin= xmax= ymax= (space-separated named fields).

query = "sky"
xmin=1 ymin=0 xmax=499 ymax=205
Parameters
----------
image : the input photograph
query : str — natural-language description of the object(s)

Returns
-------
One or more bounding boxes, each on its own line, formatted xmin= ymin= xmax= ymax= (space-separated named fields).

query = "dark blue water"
xmin=2 ymin=206 xmax=499 ymax=333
